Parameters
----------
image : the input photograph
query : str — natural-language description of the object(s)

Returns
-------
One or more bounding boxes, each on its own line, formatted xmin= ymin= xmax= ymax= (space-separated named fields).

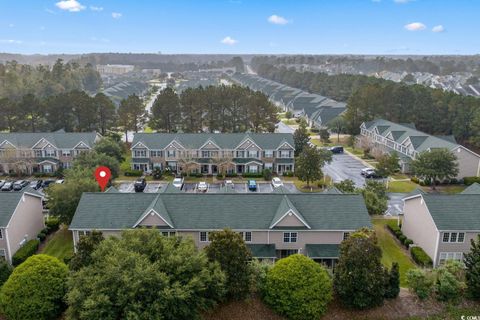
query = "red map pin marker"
xmin=94 ymin=166 xmax=111 ymax=191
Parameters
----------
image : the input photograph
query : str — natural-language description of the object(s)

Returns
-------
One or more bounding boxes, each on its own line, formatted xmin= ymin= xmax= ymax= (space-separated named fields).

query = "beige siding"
xmin=436 ymin=231 xmax=479 ymax=266
xmin=138 ymin=212 xmax=168 ymax=227
xmin=275 ymin=214 xmax=306 ymax=228
xmin=6 ymin=195 xmax=44 ymax=263
xmin=402 ymin=196 xmax=439 ymax=263
xmin=454 ymin=147 xmax=480 ymax=178
xmin=0 ymin=228 xmax=8 ymax=260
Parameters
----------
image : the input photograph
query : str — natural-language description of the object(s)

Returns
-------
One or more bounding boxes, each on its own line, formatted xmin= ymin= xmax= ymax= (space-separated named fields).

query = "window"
xmin=343 ymin=232 xmax=350 ymax=240
xmin=264 ymin=150 xmax=274 ymax=158
xmin=248 ymin=150 xmax=259 ymax=158
xmin=43 ymin=165 xmax=53 ymax=173
xmin=34 ymin=150 xmax=43 ymax=157
xmin=283 ymin=232 xmax=297 ymax=243
xmin=202 ymin=151 xmax=210 ymax=158
xmin=161 ymin=231 xmax=176 ymax=237
xmin=239 ymin=231 xmax=252 ymax=242
xmin=442 ymin=232 xmax=465 ymax=243
xmin=0 ymin=249 xmax=5 ymax=260
xmin=167 ymin=150 xmax=176 ymax=157
xmin=62 ymin=150 xmax=71 ymax=156
xmin=134 ymin=149 xmax=147 ymax=157
xmin=0 ymin=229 xmax=3 ymax=239
xmin=439 ymin=252 xmax=463 ymax=265
xmin=63 ymin=162 xmax=72 ymax=169
xmin=248 ymin=165 xmax=258 ymax=173
xmin=200 ymin=231 xmax=209 ymax=242
xmin=236 ymin=150 xmax=245 ymax=158
xmin=150 ymin=150 xmax=162 ymax=157
xmin=45 ymin=149 xmax=56 ymax=157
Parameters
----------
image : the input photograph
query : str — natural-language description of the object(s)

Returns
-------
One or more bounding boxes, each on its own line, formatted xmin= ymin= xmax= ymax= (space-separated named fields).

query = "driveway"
xmin=386 ymin=193 xmax=408 ymax=216
xmin=323 ymin=153 xmax=368 ymax=187
xmin=275 ymin=121 xmax=295 ymax=134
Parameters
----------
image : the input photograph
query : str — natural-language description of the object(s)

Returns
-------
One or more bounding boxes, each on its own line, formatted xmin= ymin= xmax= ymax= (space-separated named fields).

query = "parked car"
xmin=172 ymin=177 xmax=184 ymax=188
xmin=41 ymin=180 xmax=55 ymax=189
xmin=1 ymin=182 xmax=13 ymax=191
xmin=224 ymin=180 xmax=234 ymax=189
xmin=197 ymin=181 xmax=208 ymax=192
xmin=248 ymin=180 xmax=257 ymax=191
xmin=134 ymin=178 xmax=147 ymax=192
xmin=360 ymin=168 xmax=375 ymax=177
xmin=55 ymin=179 xmax=65 ymax=184
xmin=0 ymin=180 xmax=5 ymax=188
xmin=13 ymin=180 xmax=28 ymax=191
xmin=328 ymin=146 xmax=344 ymax=154
xmin=30 ymin=180 xmax=43 ymax=190
xmin=271 ymin=177 xmax=284 ymax=188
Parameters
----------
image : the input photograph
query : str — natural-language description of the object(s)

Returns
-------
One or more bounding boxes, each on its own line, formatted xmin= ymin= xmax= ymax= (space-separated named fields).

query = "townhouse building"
xmin=70 ymin=192 xmax=371 ymax=267
xmin=131 ymin=133 xmax=295 ymax=175
xmin=359 ymin=119 xmax=480 ymax=178
xmin=0 ymin=189 xmax=44 ymax=264
xmin=0 ymin=131 xmax=101 ymax=175
xmin=402 ymin=184 xmax=480 ymax=267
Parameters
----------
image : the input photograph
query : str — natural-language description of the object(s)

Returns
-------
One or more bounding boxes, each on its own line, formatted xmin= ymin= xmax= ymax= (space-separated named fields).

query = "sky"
xmin=0 ymin=0 xmax=479 ymax=55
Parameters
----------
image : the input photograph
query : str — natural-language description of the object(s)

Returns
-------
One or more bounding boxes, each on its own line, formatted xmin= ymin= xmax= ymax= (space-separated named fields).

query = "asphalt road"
xmin=275 ymin=121 xmax=295 ymax=134
xmin=323 ymin=153 xmax=369 ymax=187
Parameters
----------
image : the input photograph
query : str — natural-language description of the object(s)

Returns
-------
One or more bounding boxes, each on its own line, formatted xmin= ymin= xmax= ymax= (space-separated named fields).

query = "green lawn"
xmin=388 ymin=180 xmax=418 ymax=193
xmin=372 ymin=218 xmax=416 ymax=287
xmin=281 ymin=119 xmax=297 ymax=125
xmin=40 ymin=227 xmax=74 ymax=262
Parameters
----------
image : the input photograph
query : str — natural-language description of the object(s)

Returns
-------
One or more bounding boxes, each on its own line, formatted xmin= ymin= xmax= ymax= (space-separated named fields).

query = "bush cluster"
xmin=464 ymin=176 xmax=480 ymax=185
xmin=386 ymin=222 xmax=414 ymax=249
xmin=123 ymin=169 xmax=143 ymax=177
xmin=12 ymin=240 xmax=40 ymax=267
xmin=37 ymin=218 xmax=61 ymax=242
xmin=410 ymin=247 xmax=433 ymax=267
xmin=242 ymin=172 xmax=263 ymax=178
xmin=282 ymin=171 xmax=294 ymax=177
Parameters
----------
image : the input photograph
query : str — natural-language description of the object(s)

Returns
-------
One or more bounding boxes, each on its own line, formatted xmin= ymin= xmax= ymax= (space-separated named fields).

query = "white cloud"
xmin=55 ymin=0 xmax=86 ymax=12
xmin=268 ymin=14 xmax=289 ymax=25
xmin=221 ymin=36 xmax=238 ymax=45
xmin=8 ymin=23 xmax=14 ymax=28
xmin=404 ymin=22 xmax=426 ymax=31
xmin=0 ymin=39 xmax=23 ymax=44
xmin=432 ymin=25 xmax=445 ymax=33
xmin=90 ymin=6 xmax=103 ymax=11
xmin=112 ymin=12 xmax=122 ymax=19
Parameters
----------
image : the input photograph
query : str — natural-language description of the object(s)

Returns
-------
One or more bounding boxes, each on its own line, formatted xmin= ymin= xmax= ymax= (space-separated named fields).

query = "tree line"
xmin=256 ymin=64 xmax=480 ymax=148
xmin=148 ymin=85 xmax=278 ymax=133
xmin=0 ymin=59 xmax=102 ymax=101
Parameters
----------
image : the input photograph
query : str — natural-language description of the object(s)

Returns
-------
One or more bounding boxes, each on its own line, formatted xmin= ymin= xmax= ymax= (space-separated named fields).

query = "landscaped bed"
xmin=40 ymin=227 xmax=74 ymax=262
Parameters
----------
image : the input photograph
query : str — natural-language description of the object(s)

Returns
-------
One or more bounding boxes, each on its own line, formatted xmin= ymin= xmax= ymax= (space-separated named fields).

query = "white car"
xmin=272 ymin=177 xmax=284 ymax=188
xmin=197 ymin=181 xmax=208 ymax=192
xmin=55 ymin=179 xmax=65 ymax=184
xmin=172 ymin=177 xmax=184 ymax=188
xmin=360 ymin=168 xmax=375 ymax=177
xmin=224 ymin=180 xmax=234 ymax=188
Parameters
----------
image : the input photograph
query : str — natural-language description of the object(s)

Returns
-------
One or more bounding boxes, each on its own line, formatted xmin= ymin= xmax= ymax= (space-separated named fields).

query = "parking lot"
xmin=323 ymin=153 xmax=369 ymax=187
xmin=117 ymin=181 xmax=298 ymax=194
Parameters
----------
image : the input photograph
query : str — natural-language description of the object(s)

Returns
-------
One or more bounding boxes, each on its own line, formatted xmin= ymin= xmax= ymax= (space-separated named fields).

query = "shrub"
xmin=406 ymin=268 xmax=434 ymax=300
xmin=384 ymin=262 xmax=400 ymax=299
xmin=264 ymin=254 xmax=332 ymax=320
xmin=465 ymin=235 xmax=480 ymax=300
xmin=411 ymin=247 xmax=433 ymax=267
xmin=404 ymin=239 xmax=414 ymax=248
xmin=395 ymin=229 xmax=403 ymax=238
xmin=151 ymin=168 xmax=162 ymax=180
xmin=0 ymin=260 xmax=12 ymax=287
xmin=411 ymin=176 xmax=420 ymax=184
xmin=0 ymin=254 xmax=68 ymax=320
xmin=124 ymin=169 xmax=143 ymax=177
xmin=464 ymin=176 xmax=480 ymax=185
xmin=398 ymin=235 xmax=406 ymax=243
xmin=386 ymin=223 xmax=400 ymax=234
xmin=225 ymin=173 xmax=238 ymax=178
xmin=45 ymin=217 xmax=60 ymax=234
xmin=263 ymin=169 xmax=273 ymax=181
xmin=12 ymin=240 xmax=40 ymax=267
xmin=242 ymin=172 xmax=263 ymax=178
xmin=250 ymin=259 xmax=273 ymax=296
xmin=37 ymin=232 xmax=46 ymax=242
xmin=216 ymin=172 xmax=224 ymax=179
xmin=435 ymin=269 xmax=465 ymax=302
xmin=283 ymin=171 xmax=294 ymax=177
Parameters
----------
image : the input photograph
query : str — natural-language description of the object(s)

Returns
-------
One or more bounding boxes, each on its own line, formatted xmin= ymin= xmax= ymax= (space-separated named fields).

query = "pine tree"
xmin=384 ymin=262 xmax=400 ymax=299
xmin=465 ymin=235 xmax=480 ymax=300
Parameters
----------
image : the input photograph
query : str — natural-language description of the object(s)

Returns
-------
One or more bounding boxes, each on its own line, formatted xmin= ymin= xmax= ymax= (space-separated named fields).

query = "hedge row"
xmin=12 ymin=240 xmax=40 ymax=266
xmin=411 ymin=247 xmax=433 ymax=267
xmin=386 ymin=223 xmax=413 ymax=249
xmin=124 ymin=169 xmax=143 ymax=177
xmin=37 ymin=218 xmax=61 ymax=241
xmin=464 ymin=176 xmax=480 ymax=186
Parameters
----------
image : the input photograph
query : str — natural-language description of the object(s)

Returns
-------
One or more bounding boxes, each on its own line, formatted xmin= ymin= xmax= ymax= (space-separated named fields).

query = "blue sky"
xmin=0 ymin=0 xmax=478 ymax=55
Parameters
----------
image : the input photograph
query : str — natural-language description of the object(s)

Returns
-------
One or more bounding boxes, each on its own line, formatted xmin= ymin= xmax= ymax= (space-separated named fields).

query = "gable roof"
xmin=270 ymin=195 xmax=310 ymax=229
xmin=419 ymin=194 xmax=480 ymax=231
xmin=132 ymin=133 xmax=294 ymax=150
xmin=0 ymin=132 xmax=99 ymax=149
xmin=461 ymin=183 xmax=480 ymax=195
xmin=70 ymin=193 xmax=371 ymax=231
xmin=0 ymin=191 xmax=42 ymax=227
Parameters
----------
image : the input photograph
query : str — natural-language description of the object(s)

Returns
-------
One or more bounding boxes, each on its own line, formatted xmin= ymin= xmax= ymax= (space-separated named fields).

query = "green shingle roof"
xmin=70 ymin=193 xmax=371 ymax=231
xmin=306 ymin=244 xmax=340 ymax=258
xmin=461 ymin=183 xmax=480 ymax=195
xmin=270 ymin=195 xmax=309 ymax=228
xmin=247 ymin=244 xmax=276 ymax=258
xmin=0 ymin=132 xmax=98 ymax=149
xmin=421 ymin=194 xmax=480 ymax=231
xmin=132 ymin=133 xmax=294 ymax=150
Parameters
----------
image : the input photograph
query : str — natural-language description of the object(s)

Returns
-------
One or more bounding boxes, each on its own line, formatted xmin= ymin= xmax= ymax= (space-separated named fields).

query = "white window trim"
xmin=442 ymin=232 xmax=465 ymax=243
xmin=199 ymin=231 xmax=209 ymax=243
xmin=283 ymin=232 xmax=298 ymax=243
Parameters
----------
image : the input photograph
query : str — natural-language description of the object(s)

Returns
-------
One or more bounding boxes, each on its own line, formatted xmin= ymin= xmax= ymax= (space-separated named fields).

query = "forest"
xmin=256 ymin=64 xmax=480 ymax=148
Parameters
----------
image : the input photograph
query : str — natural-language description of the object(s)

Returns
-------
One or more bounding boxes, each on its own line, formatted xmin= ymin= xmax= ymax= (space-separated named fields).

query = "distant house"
xmin=70 ymin=193 xmax=371 ymax=267
xmin=131 ymin=133 xmax=295 ymax=175
xmin=402 ymin=184 xmax=480 ymax=267
xmin=359 ymin=119 xmax=480 ymax=178
xmin=0 ymin=131 xmax=101 ymax=175
xmin=0 ymin=190 xmax=44 ymax=264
